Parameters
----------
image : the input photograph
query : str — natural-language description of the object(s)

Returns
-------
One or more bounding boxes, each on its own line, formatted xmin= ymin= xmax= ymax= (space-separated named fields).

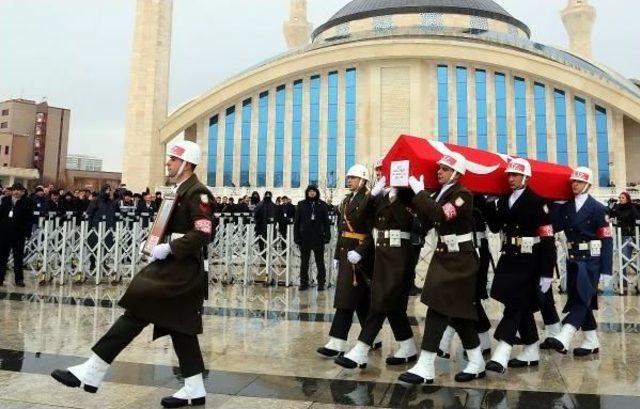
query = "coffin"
xmin=382 ymin=135 xmax=574 ymax=200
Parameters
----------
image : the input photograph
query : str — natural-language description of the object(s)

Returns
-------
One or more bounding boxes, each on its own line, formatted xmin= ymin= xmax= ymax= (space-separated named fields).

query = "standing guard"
xmin=335 ymin=175 xmax=418 ymax=369
xmin=547 ymin=167 xmax=613 ymax=355
xmin=317 ymin=164 xmax=377 ymax=358
xmin=485 ymin=158 xmax=556 ymax=374
xmin=398 ymin=152 xmax=485 ymax=384
xmin=51 ymin=141 xmax=215 ymax=408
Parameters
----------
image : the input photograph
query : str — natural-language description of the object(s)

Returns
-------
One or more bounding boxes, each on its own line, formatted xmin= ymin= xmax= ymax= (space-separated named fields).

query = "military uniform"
xmin=355 ymin=190 xmax=416 ymax=344
xmin=95 ymin=174 xmax=213 ymax=375
xmin=320 ymin=187 xmax=374 ymax=352
xmin=472 ymin=194 xmax=492 ymax=336
xmin=412 ymin=184 xmax=480 ymax=351
xmin=548 ymin=194 xmax=613 ymax=355
xmin=485 ymin=186 xmax=555 ymax=371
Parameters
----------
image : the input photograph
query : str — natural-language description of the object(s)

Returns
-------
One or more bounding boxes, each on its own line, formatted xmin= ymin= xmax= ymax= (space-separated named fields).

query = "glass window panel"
xmin=257 ymin=91 xmax=268 ymax=187
xmin=345 ymin=68 xmax=357 ymax=172
xmin=495 ymin=73 xmax=507 ymax=154
xmin=574 ymin=97 xmax=588 ymax=167
xmin=595 ymin=105 xmax=610 ymax=186
xmin=240 ymin=99 xmax=251 ymax=187
xmin=291 ymin=80 xmax=303 ymax=188
xmin=554 ymin=90 xmax=568 ymax=165
xmin=327 ymin=71 xmax=338 ymax=188
xmin=456 ymin=67 xmax=468 ymax=146
xmin=223 ymin=106 xmax=235 ymax=187
xmin=274 ymin=85 xmax=286 ymax=187
xmin=437 ymin=65 xmax=449 ymax=142
xmin=309 ymin=75 xmax=320 ymax=186
xmin=514 ymin=77 xmax=527 ymax=157
xmin=475 ymin=70 xmax=488 ymax=150
xmin=207 ymin=115 xmax=218 ymax=186
xmin=534 ymin=83 xmax=548 ymax=161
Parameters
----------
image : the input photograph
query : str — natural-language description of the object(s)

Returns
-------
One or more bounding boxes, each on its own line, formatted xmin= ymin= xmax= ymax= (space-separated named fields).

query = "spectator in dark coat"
xmin=611 ymin=191 xmax=639 ymax=271
xmin=0 ymin=183 xmax=33 ymax=286
xmin=254 ymin=192 xmax=277 ymax=253
xmin=86 ymin=185 xmax=117 ymax=270
xmin=153 ymin=191 xmax=163 ymax=212
xmin=277 ymin=196 xmax=296 ymax=239
xmin=294 ymin=185 xmax=330 ymax=291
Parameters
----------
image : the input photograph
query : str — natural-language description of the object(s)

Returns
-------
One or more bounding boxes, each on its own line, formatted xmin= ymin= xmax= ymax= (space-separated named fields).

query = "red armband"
xmin=597 ymin=226 xmax=612 ymax=238
xmin=537 ymin=224 xmax=554 ymax=237
xmin=442 ymin=203 xmax=457 ymax=221
xmin=194 ymin=218 xmax=212 ymax=234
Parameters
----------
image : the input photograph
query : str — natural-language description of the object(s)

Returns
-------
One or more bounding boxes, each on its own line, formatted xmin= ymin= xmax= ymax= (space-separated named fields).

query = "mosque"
xmin=123 ymin=0 xmax=640 ymax=199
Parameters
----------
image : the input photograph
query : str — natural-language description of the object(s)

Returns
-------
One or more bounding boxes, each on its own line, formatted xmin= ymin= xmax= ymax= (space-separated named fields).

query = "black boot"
xmin=160 ymin=396 xmax=206 ymax=408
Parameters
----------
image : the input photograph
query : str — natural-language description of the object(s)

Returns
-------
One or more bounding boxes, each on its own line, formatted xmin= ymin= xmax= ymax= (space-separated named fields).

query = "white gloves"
xmin=150 ymin=243 xmax=171 ymax=262
xmin=347 ymin=251 xmax=362 ymax=264
xmin=485 ymin=195 xmax=499 ymax=203
xmin=539 ymin=277 xmax=553 ymax=294
xmin=408 ymin=175 xmax=425 ymax=195
xmin=371 ymin=177 xmax=386 ymax=197
xmin=388 ymin=187 xmax=398 ymax=199
xmin=332 ymin=259 xmax=339 ymax=272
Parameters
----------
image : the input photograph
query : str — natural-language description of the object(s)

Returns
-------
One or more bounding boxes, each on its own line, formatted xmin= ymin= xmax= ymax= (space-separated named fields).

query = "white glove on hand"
xmin=347 ymin=251 xmax=362 ymax=265
xmin=485 ymin=195 xmax=499 ymax=203
xmin=151 ymin=243 xmax=171 ymax=261
xmin=408 ymin=175 xmax=425 ymax=195
xmin=388 ymin=187 xmax=398 ymax=199
xmin=539 ymin=277 xmax=553 ymax=294
xmin=371 ymin=177 xmax=386 ymax=197
xmin=332 ymin=259 xmax=339 ymax=272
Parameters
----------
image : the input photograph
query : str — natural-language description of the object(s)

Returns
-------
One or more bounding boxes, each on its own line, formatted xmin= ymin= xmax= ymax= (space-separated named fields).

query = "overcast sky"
xmin=1 ymin=0 xmax=638 ymax=172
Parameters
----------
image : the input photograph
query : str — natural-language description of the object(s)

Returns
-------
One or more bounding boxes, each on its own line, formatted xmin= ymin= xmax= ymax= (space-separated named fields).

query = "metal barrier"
xmin=13 ymin=210 xmax=640 ymax=297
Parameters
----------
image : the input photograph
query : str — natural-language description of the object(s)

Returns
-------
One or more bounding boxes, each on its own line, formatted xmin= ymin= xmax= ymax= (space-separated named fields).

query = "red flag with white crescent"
xmin=382 ymin=134 xmax=573 ymax=200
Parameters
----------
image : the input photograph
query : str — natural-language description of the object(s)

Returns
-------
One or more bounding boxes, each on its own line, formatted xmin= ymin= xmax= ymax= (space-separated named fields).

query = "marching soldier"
xmin=51 ymin=141 xmax=215 ymax=408
xmin=436 ymin=193 xmax=494 ymax=359
xmin=485 ymin=158 xmax=556 ymax=374
xmin=398 ymin=152 xmax=485 ymax=384
xmin=335 ymin=172 xmax=418 ymax=369
xmin=547 ymin=167 xmax=613 ymax=355
xmin=317 ymin=164 xmax=377 ymax=358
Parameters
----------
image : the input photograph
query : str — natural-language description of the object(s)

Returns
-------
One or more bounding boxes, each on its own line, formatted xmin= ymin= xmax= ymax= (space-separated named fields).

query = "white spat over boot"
xmin=455 ymin=346 xmax=486 ymax=382
xmin=335 ymin=341 xmax=369 ymax=369
xmin=508 ymin=342 xmax=539 ymax=368
xmin=437 ymin=326 xmax=456 ymax=359
xmin=398 ymin=350 xmax=436 ymax=384
xmin=573 ymin=330 xmax=600 ymax=356
xmin=386 ymin=338 xmax=418 ymax=365
xmin=486 ymin=341 xmax=512 ymax=374
xmin=161 ymin=373 xmax=206 ymax=408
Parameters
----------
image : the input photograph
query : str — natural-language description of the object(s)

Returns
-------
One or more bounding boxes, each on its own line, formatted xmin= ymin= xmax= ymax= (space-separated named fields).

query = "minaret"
xmin=283 ymin=0 xmax=312 ymax=49
xmin=123 ymin=0 xmax=173 ymax=191
xmin=561 ymin=0 xmax=596 ymax=58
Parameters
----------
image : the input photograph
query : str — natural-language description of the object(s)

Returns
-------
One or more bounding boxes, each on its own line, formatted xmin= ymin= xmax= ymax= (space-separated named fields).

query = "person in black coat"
xmin=611 ymin=191 xmax=639 ymax=272
xmin=136 ymin=192 xmax=156 ymax=228
xmin=277 ymin=196 xmax=296 ymax=239
xmin=0 ymin=183 xmax=33 ymax=286
xmin=294 ymin=185 xmax=330 ymax=290
xmin=254 ymin=191 xmax=277 ymax=257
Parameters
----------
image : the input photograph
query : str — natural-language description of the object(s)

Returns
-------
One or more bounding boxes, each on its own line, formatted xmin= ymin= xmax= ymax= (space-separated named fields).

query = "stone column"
xmin=610 ymin=110 xmax=627 ymax=187
xmin=301 ymin=80 xmax=311 ymax=188
xmin=586 ymin=99 xmax=599 ymax=186
xmin=216 ymin=111 xmax=226 ymax=187
xmin=195 ymin=117 xmax=208 ymax=183
xmin=545 ymin=83 xmax=557 ymax=163
xmin=250 ymin=93 xmax=260 ymax=188
xmin=233 ymin=103 xmax=242 ymax=187
xmin=319 ymin=71 xmax=329 ymax=189
xmin=267 ymin=88 xmax=277 ymax=187
xmin=505 ymin=71 xmax=516 ymax=156
xmin=424 ymin=62 xmax=437 ymax=139
xmin=526 ymin=79 xmax=536 ymax=159
xmin=448 ymin=64 xmax=457 ymax=144
xmin=123 ymin=0 xmax=173 ymax=192
xmin=467 ymin=65 xmax=477 ymax=148
xmin=283 ymin=82 xmax=294 ymax=188
xmin=337 ymin=70 xmax=347 ymax=187
xmin=486 ymin=69 xmax=497 ymax=152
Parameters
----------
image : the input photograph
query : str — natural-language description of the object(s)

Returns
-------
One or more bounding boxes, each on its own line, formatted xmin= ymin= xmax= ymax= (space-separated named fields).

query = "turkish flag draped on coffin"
xmin=382 ymin=135 xmax=573 ymax=200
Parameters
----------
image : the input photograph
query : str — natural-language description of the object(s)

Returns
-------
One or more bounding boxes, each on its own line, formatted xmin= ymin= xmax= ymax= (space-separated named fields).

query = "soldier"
xmin=546 ymin=167 xmax=613 ymax=355
xmin=335 ymin=173 xmax=418 ymax=369
xmin=51 ymin=140 xmax=215 ymax=408
xmin=317 ymin=164 xmax=377 ymax=358
xmin=485 ymin=158 xmax=556 ymax=374
xmin=398 ymin=152 xmax=485 ymax=384
xmin=436 ymin=193 xmax=494 ymax=359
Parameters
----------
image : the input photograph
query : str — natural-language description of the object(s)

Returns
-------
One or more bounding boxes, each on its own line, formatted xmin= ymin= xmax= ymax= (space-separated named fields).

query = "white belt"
xmin=578 ymin=242 xmax=589 ymax=251
xmin=441 ymin=232 xmax=474 ymax=243
xmin=170 ymin=233 xmax=185 ymax=241
xmin=381 ymin=230 xmax=411 ymax=240
xmin=507 ymin=236 xmax=541 ymax=246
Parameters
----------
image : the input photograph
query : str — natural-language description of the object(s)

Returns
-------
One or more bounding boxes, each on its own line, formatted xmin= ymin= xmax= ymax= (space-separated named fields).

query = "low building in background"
xmin=0 ymin=98 xmax=69 ymax=187
xmin=66 ymin=154 xmax=103 ymax=172
xmin=64 ymin=169 xmax=121 ymax=192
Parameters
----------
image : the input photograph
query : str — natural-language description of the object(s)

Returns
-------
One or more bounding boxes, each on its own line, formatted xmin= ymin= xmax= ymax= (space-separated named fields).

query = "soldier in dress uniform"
xmin=317 ymin=164 xmax=377 ymax=358
xmin=546 ymin=167 xmax=613 ymax=355
xmin=485 ymin=158 xmax=556 ymax=374
xmin=335 ymin=170 xmax=418 ymax=369
xmin=398 ymin=152 xmax=485 ymax=384
xmin=436 ymin=193 xmax=494 ymax=359
xmin=51 ymin=141 xmax=215 ymax=408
